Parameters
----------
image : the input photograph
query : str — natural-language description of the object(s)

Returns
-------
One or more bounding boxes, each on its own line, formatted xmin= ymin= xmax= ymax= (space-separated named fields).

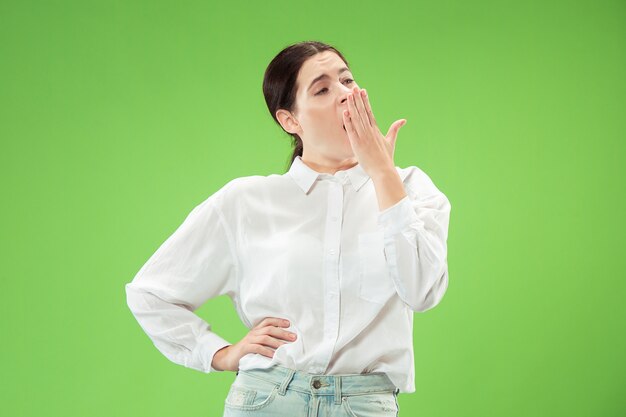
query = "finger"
xmin=257 ymin=317 xmax=290 ymax=329
xmin=267 ymin=326 xmax=297 ymax=342
xmin=261 ymin=334 xmax=283 ymax=349
xmin=351 ymin=89 xmax=367 ymax=133
xmin=343 ymin=109 xmax=357 ymax=142
xmin=361 ymin=89 xmax=377 ymax=128
xmin=262 ymin=325 xmax=297 ymax=341
xmin=248 ymin=343 xmax=276 ymax=358
xmin=354 ymin=88 xmax=370 ymax=129
xmin=254 ymin=334 xmax=286 ymax=350
xmin=348 ymin=92 xmax=365 ymax=138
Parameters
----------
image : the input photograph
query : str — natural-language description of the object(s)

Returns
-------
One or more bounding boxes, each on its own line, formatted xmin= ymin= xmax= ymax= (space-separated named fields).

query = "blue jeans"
xmin=223 ymin=364 xmax=400 ymax=416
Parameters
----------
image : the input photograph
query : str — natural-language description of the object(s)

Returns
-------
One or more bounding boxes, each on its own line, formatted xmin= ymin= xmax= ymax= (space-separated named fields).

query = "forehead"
xmin=298 ymin=51 xmax=348 ymax=86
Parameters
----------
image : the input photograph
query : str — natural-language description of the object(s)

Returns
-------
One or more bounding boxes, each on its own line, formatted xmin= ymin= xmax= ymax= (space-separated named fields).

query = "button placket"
xmin=313 ymin=180 xmax=344 ymax=374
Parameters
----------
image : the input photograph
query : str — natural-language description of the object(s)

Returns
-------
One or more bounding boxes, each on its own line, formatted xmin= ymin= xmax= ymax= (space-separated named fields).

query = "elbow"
xmin=410 ymin=265 xmax=449 ymax=313
xmin=125 ymin=282 xmax=147 ymax=314
xmin=125 ymin=283 xmax=138 ymax=314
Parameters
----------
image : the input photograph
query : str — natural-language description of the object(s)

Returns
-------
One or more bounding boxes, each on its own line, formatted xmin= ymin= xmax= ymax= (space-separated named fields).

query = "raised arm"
xmin=377 ymin=168 xmax=452 ymax=312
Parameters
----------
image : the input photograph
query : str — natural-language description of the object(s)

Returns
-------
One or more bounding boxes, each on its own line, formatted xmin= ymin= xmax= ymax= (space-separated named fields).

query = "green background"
xmin=2 ymin=0 xmax=624 ymax=416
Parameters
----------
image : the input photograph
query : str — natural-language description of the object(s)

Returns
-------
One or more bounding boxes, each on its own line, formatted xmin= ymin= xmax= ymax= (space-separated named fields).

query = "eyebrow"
xmin=307 ymin=67 xmax=351 ymax=92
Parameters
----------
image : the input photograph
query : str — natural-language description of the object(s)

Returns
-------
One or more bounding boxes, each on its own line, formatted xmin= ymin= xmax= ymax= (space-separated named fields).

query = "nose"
xmin=339 ymin=87 xmax=352 ymax=105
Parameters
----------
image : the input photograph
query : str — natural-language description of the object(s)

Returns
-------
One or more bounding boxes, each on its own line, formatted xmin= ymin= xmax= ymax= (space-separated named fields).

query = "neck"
xmin=300 ymin=154 xmax=358 ymax=175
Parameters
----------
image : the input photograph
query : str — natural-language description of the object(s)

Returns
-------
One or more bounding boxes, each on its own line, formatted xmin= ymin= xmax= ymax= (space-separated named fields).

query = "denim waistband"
xmin=237 ymin=364 xmax=398 ymax=405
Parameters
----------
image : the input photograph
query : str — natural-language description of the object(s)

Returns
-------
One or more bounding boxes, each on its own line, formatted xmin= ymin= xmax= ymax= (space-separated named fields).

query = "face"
xmin=277 ymin=51 xmax=360 ymax=166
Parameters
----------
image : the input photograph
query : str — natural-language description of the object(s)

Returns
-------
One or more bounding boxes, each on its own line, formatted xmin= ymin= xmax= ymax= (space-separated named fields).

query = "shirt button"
xmin=312 ymin=380 xmax=322 ymax=389
xmin=329 ymin=249 xmax=335 ymax=255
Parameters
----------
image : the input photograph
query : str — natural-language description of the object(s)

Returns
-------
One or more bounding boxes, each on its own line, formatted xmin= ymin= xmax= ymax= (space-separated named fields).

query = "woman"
xmin=125 ymin=40 xmax=452 ymax=416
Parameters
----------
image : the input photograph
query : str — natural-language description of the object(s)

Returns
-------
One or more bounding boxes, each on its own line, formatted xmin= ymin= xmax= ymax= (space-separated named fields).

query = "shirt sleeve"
xmin=125 ymin=191 xmax=238 ymax=373
xmin=377 ymin=169 xmax=452 ymax=312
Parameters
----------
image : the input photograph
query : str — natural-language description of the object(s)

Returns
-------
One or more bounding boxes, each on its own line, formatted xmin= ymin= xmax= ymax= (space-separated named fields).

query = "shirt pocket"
xmin=357 ymin=230 xmax=396 ymax=304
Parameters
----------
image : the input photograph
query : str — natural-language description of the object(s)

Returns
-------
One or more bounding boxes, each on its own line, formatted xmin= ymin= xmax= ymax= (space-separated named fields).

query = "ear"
xmin=276 ymin=109 xmax=301 ymax=135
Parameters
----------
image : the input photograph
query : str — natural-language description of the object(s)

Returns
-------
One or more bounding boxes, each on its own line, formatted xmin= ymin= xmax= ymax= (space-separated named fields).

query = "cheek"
xmin=308 ymin=104 xmax=330 ymax=118
xmin=312 ymin=108 xmax=337 ymax=128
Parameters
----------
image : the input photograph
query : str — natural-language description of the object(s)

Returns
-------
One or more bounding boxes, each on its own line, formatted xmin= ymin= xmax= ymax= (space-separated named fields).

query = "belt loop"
xmin=278 ymin=368 xmax=296 ymax=396
xmin=334 ymin=376 xmax=342 ymax=405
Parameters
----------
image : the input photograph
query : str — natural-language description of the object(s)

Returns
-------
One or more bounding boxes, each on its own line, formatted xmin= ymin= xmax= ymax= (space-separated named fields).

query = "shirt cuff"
xmin=377 ymin=195 xmax=424 ymax=237
xmin=193 ymin=331 xmax=233 ymax=373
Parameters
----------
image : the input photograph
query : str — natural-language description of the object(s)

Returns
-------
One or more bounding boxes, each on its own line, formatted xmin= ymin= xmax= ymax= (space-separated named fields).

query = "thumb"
xmin=387 ymin=119 xmax=407 ymax=148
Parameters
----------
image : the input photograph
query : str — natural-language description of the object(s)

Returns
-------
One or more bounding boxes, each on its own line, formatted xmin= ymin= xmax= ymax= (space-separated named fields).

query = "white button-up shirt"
xmin=125 ymin=155 xmax=451 ymax=393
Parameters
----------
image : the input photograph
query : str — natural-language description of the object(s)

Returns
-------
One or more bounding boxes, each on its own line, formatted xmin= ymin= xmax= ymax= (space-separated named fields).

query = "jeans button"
xmin=312 ymin=379 xmax=321 ymax=389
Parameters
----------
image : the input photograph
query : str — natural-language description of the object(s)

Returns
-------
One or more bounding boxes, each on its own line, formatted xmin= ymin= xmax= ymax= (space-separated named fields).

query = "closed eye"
xmin=315 ymin=79 xmax=354 ymax=96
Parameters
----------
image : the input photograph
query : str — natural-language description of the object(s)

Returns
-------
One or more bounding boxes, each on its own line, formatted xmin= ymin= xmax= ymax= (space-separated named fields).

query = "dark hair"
xmin=262 ymin=41 xmax=351 ymax=172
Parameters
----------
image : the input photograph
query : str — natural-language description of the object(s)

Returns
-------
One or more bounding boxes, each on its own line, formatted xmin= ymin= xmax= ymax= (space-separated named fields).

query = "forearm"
xmin=376 ymin=187 xmax=452 ymax=312
xmin=371 ymin=168 xmax=408 ymax=212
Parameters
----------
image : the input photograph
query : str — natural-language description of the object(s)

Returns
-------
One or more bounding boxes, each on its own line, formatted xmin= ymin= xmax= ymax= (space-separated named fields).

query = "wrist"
xmin=370 ymin=166 xmax=399 ymax=182
xmin=211 ymin=344 xmax=231 ymax=371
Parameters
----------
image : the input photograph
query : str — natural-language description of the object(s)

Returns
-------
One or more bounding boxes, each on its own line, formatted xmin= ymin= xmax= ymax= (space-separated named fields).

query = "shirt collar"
xmin=288 ymin=155 xmax=371 ymax=194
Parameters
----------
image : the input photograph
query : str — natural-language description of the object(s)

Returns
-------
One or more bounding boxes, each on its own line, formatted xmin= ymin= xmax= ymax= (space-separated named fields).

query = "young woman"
xmin=125 ymin=40 xmax=452 ymax=416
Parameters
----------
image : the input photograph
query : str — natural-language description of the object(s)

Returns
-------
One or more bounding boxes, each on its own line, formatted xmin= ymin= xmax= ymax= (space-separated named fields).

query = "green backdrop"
xmin=1 ymin=0 xmax=624 ymax=416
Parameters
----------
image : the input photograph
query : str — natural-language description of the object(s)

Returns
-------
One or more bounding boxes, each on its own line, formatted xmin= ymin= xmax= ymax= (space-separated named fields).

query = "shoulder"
xmin=197 ymin=172 xmax=285 ymax=210
xmin=221 ymin=172 xmax=286 ymax=197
